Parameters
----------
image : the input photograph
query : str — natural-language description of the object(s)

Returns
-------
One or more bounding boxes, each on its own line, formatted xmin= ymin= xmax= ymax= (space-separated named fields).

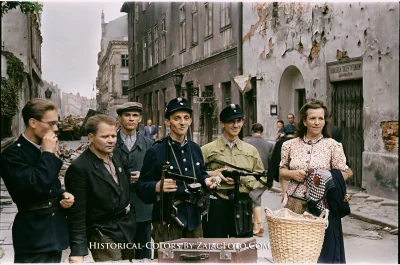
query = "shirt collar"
xmin=22 ymin=133 xmax=41 ymax=150
xmin=168 ymin=134 xmax=188 ymax=147
xmin=303 ymin=135 xmax=324 ymax=145
xmin=120 ymin=130 xmax=137 ymax=139
xmin=222 ymin=134 xmax=238 ymax=149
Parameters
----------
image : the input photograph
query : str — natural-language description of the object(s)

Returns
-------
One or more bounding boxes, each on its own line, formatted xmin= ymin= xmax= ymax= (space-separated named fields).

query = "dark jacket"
xmin=318 ymin=169 xmax=349 ymax=264
xmin=0 ymin=135 xmax=68 ymax=254
xmin=65 ymin=148 xmax=136 ymax=256
xmin=136 ymin=137 xmax=207 ymax=231
xmin=113 ymin=130 xmax=153 ymax=223
xmin=144 ymin=125 xmax=157 ymax=139
xmin=268 ymin=135 xmax=294 ymax=184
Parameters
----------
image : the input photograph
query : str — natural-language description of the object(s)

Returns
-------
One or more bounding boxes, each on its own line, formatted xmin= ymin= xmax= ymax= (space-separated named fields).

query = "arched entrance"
xmin=278 ymin=66 xmax=305 ymax=122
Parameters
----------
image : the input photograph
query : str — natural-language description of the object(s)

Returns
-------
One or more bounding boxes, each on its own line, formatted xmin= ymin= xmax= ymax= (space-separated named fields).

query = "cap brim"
xmin=221 ymin=113 xmax=245 ymax=122
xmin=165 ymin=107 xmax=193 ymax=118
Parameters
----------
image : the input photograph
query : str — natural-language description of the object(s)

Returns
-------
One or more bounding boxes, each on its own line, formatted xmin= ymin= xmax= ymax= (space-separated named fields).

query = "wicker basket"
xmin=265 ymin=208 xmax=329 ymax=263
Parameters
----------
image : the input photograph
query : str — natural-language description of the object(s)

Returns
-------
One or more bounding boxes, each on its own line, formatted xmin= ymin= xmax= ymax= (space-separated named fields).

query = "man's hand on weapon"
xmin=205 ymin=177 xmax=219 ymax=189
xmin=208 ymin=168 xmax=235 ymax=185
xmin=156 ymin=179 xmax=177 ymax=193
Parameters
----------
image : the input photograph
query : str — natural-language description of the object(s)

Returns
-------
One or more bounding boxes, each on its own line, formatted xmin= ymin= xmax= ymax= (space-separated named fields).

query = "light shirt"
xmin=22 ymin=133 xmax=41 ymax=150
xmin=222 ymin=134 xmax=238 ymax=149
xmin=120 ymin=130 xmax=137 ymax=151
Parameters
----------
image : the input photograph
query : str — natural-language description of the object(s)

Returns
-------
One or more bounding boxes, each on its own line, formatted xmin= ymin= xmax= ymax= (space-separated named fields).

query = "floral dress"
xmin=279 ymin=136 xmax=348 ymax=208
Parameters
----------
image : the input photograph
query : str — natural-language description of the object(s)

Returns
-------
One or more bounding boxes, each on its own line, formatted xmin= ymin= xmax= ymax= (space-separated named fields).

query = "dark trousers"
xmin=202 ymin=197 xmax=253 ymax=238
xmin=14 ymin=251 xmax=62 ymax=263
xmin=88 ymin=232 xmax=135 ymax=262
xmin=134 ymin=220 xmax=152 ymax=259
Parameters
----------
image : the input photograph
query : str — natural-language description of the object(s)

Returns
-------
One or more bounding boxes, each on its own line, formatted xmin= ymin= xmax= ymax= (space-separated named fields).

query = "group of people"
xmin=0 ymin=97 xmax=351 ymax=264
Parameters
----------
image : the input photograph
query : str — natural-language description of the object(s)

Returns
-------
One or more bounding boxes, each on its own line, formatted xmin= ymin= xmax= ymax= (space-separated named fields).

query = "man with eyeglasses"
xmin=0 ymin=98 xmax=75 ymax=263
xmin=201 ymin=104 xmax=265 ymax=238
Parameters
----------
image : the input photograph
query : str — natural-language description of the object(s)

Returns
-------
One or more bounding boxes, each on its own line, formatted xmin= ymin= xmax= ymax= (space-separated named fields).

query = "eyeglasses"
xmin=37 ymin=119 xmax=59 ymax=126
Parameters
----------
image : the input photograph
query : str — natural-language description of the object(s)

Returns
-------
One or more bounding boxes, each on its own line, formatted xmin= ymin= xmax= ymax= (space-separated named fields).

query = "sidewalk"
xmin=270 ymin=182 xmax=398 ymax=232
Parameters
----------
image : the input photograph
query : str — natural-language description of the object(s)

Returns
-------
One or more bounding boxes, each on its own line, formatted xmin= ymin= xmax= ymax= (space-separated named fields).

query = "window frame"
xmin=220 ymin=2 xmax=232 ymax=32
xmin=154 ymin=22 xmax=159 ymax=65
xmin=179 ymin=4 xmax=186 ymax=53
xmin=121 ymin=54 xmax=129 ymax=67
xmin=191 ymin=3 xmax=198 ymax=47
xmin=204 ymin=2 xmax=213 ymax=40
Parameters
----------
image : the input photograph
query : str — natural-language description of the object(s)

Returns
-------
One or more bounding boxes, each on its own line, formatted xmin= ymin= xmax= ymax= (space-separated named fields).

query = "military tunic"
xmin=201 ymin=137 xmax=265 ymax=238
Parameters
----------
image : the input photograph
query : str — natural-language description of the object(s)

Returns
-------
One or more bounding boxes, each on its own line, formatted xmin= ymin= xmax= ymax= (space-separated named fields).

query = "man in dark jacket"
xmin=137 ymin=98 xmax=218 ymax=248
xmin=65 ymin=114 xmax=136 ymax=263
xmin=113 ymin=102 xmax=153 ymax=259
xmin=1 ymin=98 xmax=74 ymax=263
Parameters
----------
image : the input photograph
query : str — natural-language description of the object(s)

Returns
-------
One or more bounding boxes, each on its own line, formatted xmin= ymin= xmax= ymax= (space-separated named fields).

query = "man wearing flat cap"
xmin=201 ymin=104 xmax=265 ymax=238
xmin=113 ymin=102 xmax=154 ymax=259
xmin=137 ymin=98 xmax=219 ymax=254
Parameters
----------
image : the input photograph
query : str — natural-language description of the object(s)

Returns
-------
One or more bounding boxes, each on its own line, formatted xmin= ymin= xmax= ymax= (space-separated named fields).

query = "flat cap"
xmin=219 ymin=104 xmax=244 ymax=122
xmin=116 ymin=102 xmax=142 ymax=115
xmin=165 ymin=97 xmax=192 ymax=118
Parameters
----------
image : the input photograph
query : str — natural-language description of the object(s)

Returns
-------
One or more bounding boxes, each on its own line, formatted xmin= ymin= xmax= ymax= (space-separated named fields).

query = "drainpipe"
xmin=238 ymin=2 xmax=243 ymax=76
xmin=238 ymin=2 xmax=246 ymax=137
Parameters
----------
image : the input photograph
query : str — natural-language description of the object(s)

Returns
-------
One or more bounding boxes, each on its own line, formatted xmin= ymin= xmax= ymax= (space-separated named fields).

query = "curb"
xmin=267 ymin=187 xmax=398 ymax=230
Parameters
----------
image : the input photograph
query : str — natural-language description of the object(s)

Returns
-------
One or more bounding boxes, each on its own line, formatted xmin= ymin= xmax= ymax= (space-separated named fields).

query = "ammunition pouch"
xmin=231 ymin=193 xmax=253 ymax=236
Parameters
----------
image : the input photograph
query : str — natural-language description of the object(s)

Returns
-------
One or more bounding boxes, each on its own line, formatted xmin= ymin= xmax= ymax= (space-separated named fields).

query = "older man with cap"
xmin=137 ymin=97 xmax=218 ymax=253
xmin=201 ymin=104 xmax=265 ymax=238
xmin=113 ymin=102 xmax=154 ymax=259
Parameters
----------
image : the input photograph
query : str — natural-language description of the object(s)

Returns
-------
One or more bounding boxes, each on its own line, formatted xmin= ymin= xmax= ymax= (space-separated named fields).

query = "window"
xmin=179 ymin=5 xmax=186 ymax=52
xmin=142 ymin=36 xmax=147 ymax=71
xmin=220 ymin=2 xmax=231 ymax=30
xmin=154 ymin=24 xmax=159 ymax=64
xmin=148 ymin=29 xmax=153 ymax=68
xmin=122 ymin=80 xmax=129 ymax=95
xmin=191 ymin=3 xmax=198 ymax=45
xmin=161 ymin=17 xmax=166 ymax=61
xmin=121 ymin=54 xmax=129 ymax=67
xmin=205 ymin=2 xmax=213 ymax=38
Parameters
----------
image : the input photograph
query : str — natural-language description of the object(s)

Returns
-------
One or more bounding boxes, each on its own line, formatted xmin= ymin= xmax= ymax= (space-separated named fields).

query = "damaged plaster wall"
xmin=243 ymin=2 xmax=399 ymax=198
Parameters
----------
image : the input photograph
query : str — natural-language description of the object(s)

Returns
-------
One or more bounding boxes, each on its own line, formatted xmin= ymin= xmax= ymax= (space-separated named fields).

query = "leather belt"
xmin=18 ymin=198 xmax=60 ymax=211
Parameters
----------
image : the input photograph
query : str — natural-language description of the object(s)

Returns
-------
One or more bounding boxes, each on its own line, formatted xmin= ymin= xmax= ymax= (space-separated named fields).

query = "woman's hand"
xmin=291 ymin=170 xmax=307 ymax=182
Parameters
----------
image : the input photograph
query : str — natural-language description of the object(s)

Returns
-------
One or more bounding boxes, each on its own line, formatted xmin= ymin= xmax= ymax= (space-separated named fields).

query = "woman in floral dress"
xmin=279 ymin=99 xmax=351 ymax=263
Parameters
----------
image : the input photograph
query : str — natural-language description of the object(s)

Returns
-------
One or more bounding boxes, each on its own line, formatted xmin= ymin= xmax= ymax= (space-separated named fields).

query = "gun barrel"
xmin=167 ymin=172 xmax=197 ymax=181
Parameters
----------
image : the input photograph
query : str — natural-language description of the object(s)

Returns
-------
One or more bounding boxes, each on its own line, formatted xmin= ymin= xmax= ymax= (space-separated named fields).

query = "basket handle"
xmin=265 ymin=207 xmax=273 ymax=217
xmin=319 ymin=209 xmax=330 ymax=229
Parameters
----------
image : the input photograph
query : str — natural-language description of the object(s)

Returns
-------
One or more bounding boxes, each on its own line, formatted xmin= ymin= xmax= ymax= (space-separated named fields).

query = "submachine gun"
xmin=159 ymin=161 xmax=203 ymax=229
xmin=206 ymin=159 xmax=269 ymax=236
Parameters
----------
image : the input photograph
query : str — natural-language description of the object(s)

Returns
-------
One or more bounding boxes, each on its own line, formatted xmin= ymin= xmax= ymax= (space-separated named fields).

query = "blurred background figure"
xmin=268 ymin=124 xmax=296 ymax=201
xmin=144 ymin=119 xmax=157 ymax=140
xmin=245 ymin=123 xmax=274 ymax=237
xmin=275 ymin=120 xmax=285 ymax=142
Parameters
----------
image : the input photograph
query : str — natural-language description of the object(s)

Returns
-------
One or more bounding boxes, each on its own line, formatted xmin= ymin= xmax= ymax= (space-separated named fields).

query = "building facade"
xmin=96 ymin=11 xmax=129 ymax=114
xmin=61 ymin=92 xmax=92 ymax=117
xmin=121 ymin=2 xmax=255 ymax=143
xmin=243 ymin=2 xmax=399 ymax=199
xmin=1 ymin=7 xmax=43 ymax=150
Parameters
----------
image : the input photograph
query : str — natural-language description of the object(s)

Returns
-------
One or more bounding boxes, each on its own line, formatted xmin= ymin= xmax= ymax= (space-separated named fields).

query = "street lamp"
xmin=172 ymin=70 xmax=184 ymax=97
xmin=45 ymin=88 xmax=52 ymax=99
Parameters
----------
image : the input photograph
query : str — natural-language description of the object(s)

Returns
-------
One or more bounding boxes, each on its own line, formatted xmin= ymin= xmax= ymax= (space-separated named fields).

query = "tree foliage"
xmin=1 ymin=1 xmax=42 ymax=17
xmin=1 ymin=51 xmax=27 ymax=117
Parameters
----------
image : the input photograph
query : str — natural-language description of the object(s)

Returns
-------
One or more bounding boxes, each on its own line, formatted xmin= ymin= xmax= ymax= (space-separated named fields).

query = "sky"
xmin=41 ymin=2 xmax=126 ymax=98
